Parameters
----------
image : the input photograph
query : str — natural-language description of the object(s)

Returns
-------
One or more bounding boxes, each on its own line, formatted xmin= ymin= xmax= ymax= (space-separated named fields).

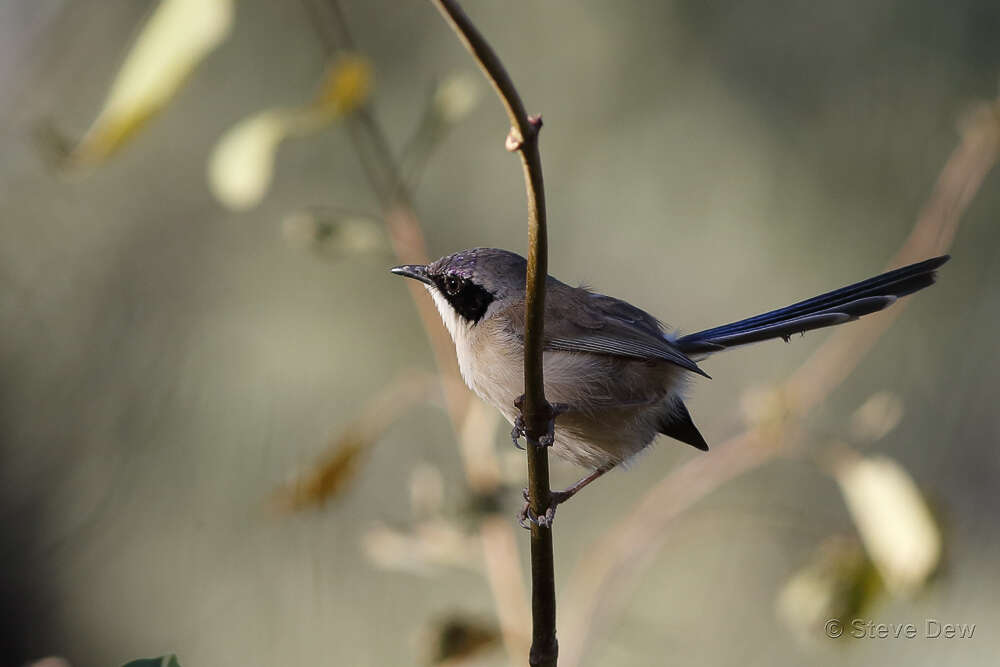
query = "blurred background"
xmin=2 ymin=1 xmax=999 ymax=665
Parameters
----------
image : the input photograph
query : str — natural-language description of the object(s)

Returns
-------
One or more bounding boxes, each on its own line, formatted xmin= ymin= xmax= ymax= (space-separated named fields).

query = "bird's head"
xmin=391 ymin=248 xmax=526 ymax=339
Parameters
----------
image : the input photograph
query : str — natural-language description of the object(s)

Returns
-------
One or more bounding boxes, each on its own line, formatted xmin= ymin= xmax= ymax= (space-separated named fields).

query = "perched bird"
xmin=392 ymin=249 xmax=948 ymax=523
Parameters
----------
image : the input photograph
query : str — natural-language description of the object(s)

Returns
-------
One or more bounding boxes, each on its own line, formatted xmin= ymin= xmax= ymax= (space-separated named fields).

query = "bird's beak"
xmin=390 ymin=264 xmax=433 ymax=286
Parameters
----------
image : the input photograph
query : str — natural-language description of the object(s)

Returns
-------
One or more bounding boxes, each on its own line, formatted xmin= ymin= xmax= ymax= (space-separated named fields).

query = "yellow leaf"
xmin=833 ymin=454 xmax=942 ymax=595
xmin=207 ymin=109 xmax=299 ymax=211
xmin=314 ymin=55 xmax=373 ymax=115
xmin=209 ymin=54 xmax=374 ymax=211
xmin=71 ymin=0 xmax=234 ymax=165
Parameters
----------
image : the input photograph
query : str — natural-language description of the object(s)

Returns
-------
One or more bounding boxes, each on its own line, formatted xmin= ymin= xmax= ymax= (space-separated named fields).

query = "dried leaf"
xmin=832 ymin=453 xmax=942 ymax=595
xmin=422 ymin=614 xmax=500 ymax=665
xmin=70 ymin=0 xmax=233 ymax=165
xmin=271 ymin=371 xmax=435 ymax=511
xmin=273 ymin=432 xmax=368 ymax=512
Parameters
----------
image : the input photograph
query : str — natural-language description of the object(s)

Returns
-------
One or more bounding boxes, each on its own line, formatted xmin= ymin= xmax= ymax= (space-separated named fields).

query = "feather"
xmin=676 ymin=256 xmax=948 ymax=354
xmin=547 ymin=334 xmax=709 ymax=377
xmin=658 ymin=400 xmax=709 ymax=451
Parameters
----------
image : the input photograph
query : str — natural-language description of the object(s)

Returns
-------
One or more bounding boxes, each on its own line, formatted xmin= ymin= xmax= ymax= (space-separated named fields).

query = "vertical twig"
xmin=428 ymin=1 xmax=558 ymax=665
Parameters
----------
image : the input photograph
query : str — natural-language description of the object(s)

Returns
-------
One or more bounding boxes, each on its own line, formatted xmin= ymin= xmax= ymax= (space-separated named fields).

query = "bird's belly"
xmin=457 ymin=337 xmax=682 ymax=470
xmin=553 ymin=408 xmax=663 ymax=469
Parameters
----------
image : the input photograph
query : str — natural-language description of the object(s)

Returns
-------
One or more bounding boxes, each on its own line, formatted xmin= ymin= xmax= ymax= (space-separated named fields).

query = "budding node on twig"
xmin=505 ymin=127 xmax=523 ymax=151
xmin=505 ymin=114 xmax=543 ymax=152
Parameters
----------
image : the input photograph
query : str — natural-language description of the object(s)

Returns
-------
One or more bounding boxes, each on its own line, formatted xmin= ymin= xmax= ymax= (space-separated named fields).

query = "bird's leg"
xmin=519 ymin=464 xmax=614 ymax=528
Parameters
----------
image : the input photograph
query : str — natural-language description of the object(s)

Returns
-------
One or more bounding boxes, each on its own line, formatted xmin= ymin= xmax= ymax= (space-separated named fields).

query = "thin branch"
xmin=429 ymin=1 xmax=557 ymax=666
xmin=559 ymin=94 xmax=1000 ymax=667
xmin=304 ymin=0 xmax=473 ymax=464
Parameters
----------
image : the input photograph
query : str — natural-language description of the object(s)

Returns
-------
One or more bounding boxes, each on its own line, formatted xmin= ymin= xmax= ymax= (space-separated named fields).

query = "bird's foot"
xmin=512 ymin=395 xmax=570 ymax=448
xmin=517 ymin=487 xmax=574 ymax=529
xmin=540 ymin=402 xmax=569 ymax=447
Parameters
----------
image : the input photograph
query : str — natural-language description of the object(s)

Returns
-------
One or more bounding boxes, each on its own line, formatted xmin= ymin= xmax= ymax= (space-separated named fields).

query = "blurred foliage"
xmin=66 ymin=0 xmax=233 ymax=165
xmin=831 ymin=452 xmax=943 ymax=596
xmin=120 ymin=656 xmax=182 ymax=667
xmin=423 ymin=614 xmax=500 ymax=666
xmin=849 ymin=391 xmax=905 ymax=444
xmin=3 ymin=0 xmax=999 ymax=666
xmin=272 ymin=370 xmax=436 ymax=511
xmin=208 ymin=54 xmax=373 ymax=210
xmin=281 ymin=209 xmax=386 ymax=256
xmin=777 ymin=536 xmax=882 ymax=643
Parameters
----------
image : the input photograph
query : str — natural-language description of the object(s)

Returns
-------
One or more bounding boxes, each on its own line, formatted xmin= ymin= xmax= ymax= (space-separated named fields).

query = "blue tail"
xmin=675 ymin=255 xmax=949 ymax=355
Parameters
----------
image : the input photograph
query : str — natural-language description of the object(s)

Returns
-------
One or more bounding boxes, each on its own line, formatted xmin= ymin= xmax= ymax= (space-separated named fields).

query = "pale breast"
xmin=460 ymin=318 xmax=524 ymax=417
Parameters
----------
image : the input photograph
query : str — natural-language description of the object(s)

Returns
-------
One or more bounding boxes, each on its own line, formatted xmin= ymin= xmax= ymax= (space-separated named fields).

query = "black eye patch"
xmin=433 ymin=274 xmax=494 ymax=323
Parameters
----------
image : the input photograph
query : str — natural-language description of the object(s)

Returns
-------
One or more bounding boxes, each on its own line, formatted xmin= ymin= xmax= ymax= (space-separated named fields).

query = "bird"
xmin=391 ymin=249 xmax=948 ymax=524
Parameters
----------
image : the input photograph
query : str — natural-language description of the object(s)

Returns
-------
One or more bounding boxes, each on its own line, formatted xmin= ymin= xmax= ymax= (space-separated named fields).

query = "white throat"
xmin=428 ymin=287 xmax=473 ymax=345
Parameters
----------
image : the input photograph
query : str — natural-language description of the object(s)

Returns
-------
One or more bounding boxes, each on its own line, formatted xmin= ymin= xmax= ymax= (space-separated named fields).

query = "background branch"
xmin=299 ymin=0 xmax=534 ymax=661
xmin=429 ymin=1 xmax=557 ymax=665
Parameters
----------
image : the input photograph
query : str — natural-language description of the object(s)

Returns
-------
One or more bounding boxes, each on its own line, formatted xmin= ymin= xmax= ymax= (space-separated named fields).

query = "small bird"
xmin=392 ymin=249 xmax=948 ymax=524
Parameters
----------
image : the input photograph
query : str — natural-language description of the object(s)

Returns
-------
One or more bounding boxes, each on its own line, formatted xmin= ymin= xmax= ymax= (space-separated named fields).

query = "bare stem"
xmin=429 ymin=1 xmax=557 ymax=665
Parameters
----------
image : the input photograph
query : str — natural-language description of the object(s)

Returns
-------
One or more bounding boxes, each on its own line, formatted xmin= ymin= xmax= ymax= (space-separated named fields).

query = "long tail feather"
xmin=675 ymin=255 xmax=949 ymax=355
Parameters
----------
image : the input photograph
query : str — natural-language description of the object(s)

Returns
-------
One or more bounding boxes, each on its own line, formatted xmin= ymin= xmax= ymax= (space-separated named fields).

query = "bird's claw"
xmin=510 ymin=416 xmax=526 ymax=450
xmin=517 ymin=488 xmax=572 ymax=529
xmin=518 ymin=500 xmax=556 ymax=529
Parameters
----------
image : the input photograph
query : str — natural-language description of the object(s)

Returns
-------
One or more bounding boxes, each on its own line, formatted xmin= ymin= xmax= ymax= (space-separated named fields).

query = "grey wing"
xmin=584 ymin=293 xmax=666 ymax=338
xmin=547 ymin=333 xmax=708 ymax=377
xmin=546 ymin=290 xmax=709 ymax=378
